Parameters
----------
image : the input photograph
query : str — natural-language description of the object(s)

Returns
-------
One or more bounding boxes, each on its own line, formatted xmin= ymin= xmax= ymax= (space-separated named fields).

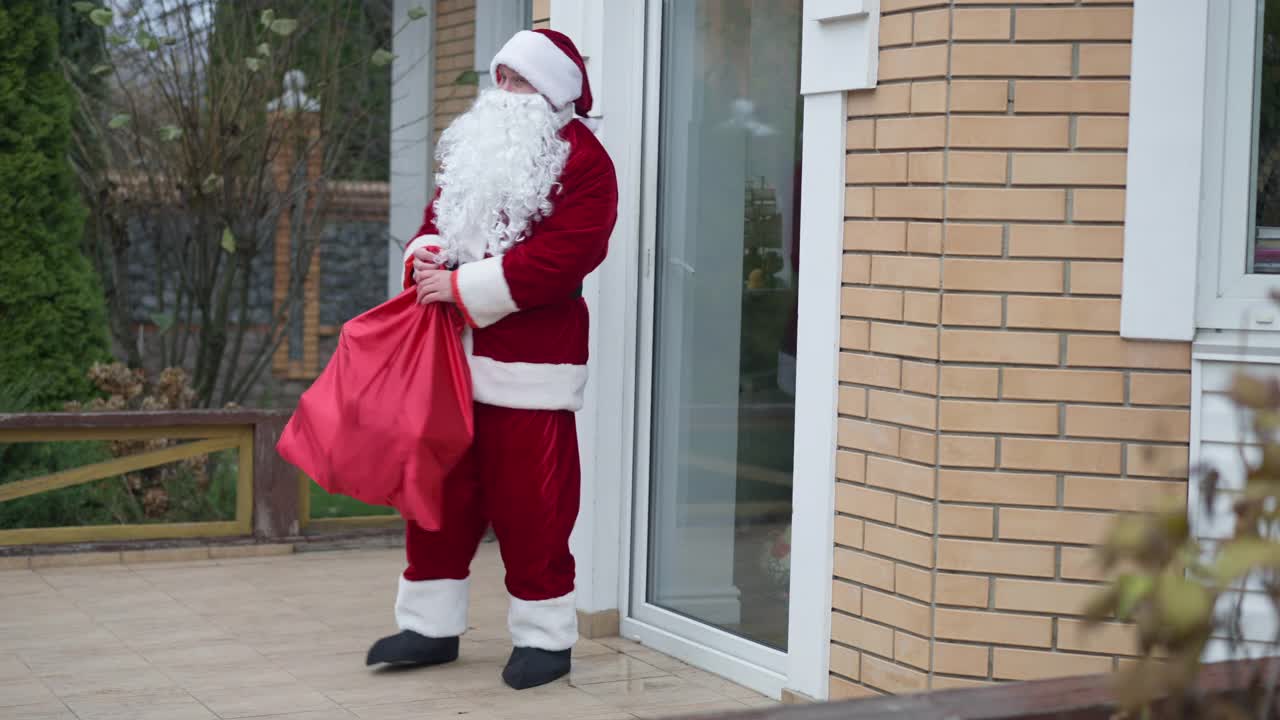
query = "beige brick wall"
xmin=831 ymin=0 xmax=1191 ymax=699
xmin=533 ymin=0 xmax=551 ymax=30
xmin=434 ymin=0 xmax=478 ymax=147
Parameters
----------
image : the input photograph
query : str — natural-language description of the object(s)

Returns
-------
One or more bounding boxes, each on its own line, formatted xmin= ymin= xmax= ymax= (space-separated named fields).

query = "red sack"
xmin=277 ymin=288 xmax=473 ymax=531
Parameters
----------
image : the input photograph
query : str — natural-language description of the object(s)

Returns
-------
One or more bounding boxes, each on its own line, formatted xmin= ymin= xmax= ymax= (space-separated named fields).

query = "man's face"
xmin=496 ymin=65 xmax=537 ymax=95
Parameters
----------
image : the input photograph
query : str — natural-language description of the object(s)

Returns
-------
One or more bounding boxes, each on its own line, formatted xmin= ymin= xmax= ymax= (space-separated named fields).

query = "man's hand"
xmin=416 ymin=267 xmax=455 ymax=305
xmin=411 ymin=247 xmax=441 ymax=283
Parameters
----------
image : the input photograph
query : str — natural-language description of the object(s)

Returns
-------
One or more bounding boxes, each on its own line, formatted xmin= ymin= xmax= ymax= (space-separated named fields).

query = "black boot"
xmin=366 ymin=630 xmax=459 ymax=668
xmin=501 ymin=646 xmax=571 ymax=690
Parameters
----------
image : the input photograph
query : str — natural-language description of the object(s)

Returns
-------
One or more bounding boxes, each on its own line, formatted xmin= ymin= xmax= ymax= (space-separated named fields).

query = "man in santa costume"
xmin=364 ymin=29 xmax=617 ymax=691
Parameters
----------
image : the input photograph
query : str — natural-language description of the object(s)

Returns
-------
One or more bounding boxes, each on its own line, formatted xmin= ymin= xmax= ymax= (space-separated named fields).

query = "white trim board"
xmin=783 ymin=89 xmax=845 ymax=703
xmin=1119 ymin=0 xmax=1209 ymax=342
xmin=386 ymin=0 xmax=436 ymax=298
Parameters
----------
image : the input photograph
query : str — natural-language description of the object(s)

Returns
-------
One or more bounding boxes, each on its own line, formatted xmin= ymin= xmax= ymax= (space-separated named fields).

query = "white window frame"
xmin=1196 ymin=0 xmax=1280 ymax=331
xmin=1122 ymin=0 xmax=1280 ymax=339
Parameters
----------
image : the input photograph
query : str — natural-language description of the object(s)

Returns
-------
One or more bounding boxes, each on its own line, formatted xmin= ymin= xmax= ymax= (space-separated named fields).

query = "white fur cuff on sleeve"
xmin=453 ymin=256 xmax=518 ymax=329
xmin=403 ymin=234 xmax=441 ymax=265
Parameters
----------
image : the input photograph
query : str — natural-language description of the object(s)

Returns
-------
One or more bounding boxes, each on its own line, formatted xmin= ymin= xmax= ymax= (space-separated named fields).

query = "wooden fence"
xmin=0 ymin=409 xmax=400 ymax=549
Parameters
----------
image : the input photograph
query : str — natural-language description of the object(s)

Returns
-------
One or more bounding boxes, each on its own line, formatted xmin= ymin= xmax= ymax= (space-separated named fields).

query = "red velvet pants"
xmin=395 ymin=403 xmax=581 ymax=650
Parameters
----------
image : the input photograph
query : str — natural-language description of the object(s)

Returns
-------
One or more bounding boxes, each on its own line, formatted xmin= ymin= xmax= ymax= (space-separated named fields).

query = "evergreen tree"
xmin=0 ymin=1 xmax=110 ymax=409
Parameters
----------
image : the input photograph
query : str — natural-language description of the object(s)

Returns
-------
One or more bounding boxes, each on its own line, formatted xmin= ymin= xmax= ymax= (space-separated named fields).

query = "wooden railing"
xmin=0 ymin=410 xmax=307 ymax=546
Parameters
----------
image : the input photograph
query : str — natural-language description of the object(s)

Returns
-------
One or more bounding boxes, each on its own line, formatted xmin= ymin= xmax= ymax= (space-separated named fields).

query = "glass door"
xmin=632 ymin=0 xmax=804 ymax=670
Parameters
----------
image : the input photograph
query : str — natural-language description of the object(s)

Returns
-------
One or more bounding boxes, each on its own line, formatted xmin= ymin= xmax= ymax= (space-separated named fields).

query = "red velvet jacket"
xmin=402 ymin=119 xmax=618 ymax=411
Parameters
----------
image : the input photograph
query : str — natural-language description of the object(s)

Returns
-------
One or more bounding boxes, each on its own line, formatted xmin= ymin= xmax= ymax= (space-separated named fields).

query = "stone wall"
xmin=119 ymin=184 xmax=390 ymax=410
xmin=830 ymin=0 xmax=1191 ymax=699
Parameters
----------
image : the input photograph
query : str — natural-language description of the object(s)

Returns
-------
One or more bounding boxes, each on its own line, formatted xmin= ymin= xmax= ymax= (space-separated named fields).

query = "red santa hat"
xmin=489 ymin=29 xmax=593 ymax=116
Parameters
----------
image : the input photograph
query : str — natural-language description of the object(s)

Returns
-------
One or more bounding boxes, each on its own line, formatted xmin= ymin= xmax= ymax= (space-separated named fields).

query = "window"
xmin=1196 ymin=0 xmax=1280 ymax=331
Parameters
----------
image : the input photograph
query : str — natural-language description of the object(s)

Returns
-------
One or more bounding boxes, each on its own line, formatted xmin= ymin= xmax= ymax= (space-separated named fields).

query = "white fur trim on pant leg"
xmin=403 ymin=234 xmax=441 ymax=265
xmin=395 ymin=576 xmax=469 ymax=638
xmin=508 ymin=592 xmax=577 ymax=651
xmin=453 ymin=256 xmax=518 ymax=329
xmin=490 ymin=31 xmax=582 ymax=112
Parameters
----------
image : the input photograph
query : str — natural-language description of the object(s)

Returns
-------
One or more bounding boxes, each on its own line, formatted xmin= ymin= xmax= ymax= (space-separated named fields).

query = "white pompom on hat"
xmin=489 ymin=29 xmax=593 ymax=116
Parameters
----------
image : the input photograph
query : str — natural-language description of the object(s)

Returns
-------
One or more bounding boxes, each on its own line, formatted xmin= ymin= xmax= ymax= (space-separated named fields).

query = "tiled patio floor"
xmin=0 ymin=543 xmax=776 ymax=719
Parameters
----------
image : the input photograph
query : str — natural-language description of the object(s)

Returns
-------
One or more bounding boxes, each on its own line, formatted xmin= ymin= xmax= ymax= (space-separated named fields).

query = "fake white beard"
xmin=432 ymin=88 xmax=573 ymax=265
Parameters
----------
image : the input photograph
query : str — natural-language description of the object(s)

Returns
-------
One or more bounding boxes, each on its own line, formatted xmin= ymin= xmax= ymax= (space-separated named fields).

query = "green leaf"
xmin=371 ymin=49 xmax=395 ymax=67
xmin=1114 ymin=573 xmax=1155 ymax=619
xmin=1155 ymin=573 xmax=1212 ymax=636
xmin=89 ymin=8 xmax=113 ymax=26
xmin=108 ymin=113 xmax=131 ymax=129
xmin=138 ymin=32 xmax=159 ymax=52
xmin=269 ymin=18 xmax=298 ymax=36
xmin=201 ymin=174 xmax=222 ymax=194
xmin=90 ymin=64 xmax=113 ymax=77
xmin=220 ymin=228 xmax=237 ymax=254
xmin=108 ymin=33 xmax=128 ymax=46
xmin=72 ymin=2 xmax=96 ymax=13
xmin=1212 ymin=538 xmax=1280 ymax=585
xmin=158 ymin=125 xmax=183 ymax=142
xmin=455 ymin=70 xmax=480 ymax=86
xmin=245 ymin=57 xmax=262 ymax=73
xmin=260 ymin=9 xmax=275 ymax=27
xmin=408 ymin=6 xmax=428 ymax=20
xmin=150 ymin=312 xmax=175 ymax=334
xmin=257 ymin=42 xmax=271 ymax=57
xmin=161 ymin=36 xmax=177 ymax=46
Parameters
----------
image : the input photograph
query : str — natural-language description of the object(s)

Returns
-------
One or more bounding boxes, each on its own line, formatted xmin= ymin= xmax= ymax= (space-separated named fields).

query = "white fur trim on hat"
xmin=508 ymin=592 xmax=577 ymax=651
xmin=395 ymin=575 xmax=469 ymax=638
xmin=452 ymin=255 xmax=518 ymax=329
xmin=490 ymin=30 xmax=582 ymax=112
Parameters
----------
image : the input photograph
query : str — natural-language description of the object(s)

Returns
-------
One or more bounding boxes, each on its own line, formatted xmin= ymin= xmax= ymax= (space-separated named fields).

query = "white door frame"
xmin=583 ymin=0 xmax=845 ymax=702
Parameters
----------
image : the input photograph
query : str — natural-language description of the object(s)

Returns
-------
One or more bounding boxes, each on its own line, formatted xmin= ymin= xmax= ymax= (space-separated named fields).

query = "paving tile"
xmin=60 ymin=688 xmax=216 ymax=720
xmin=189 ymin=682 xmax=339 ymax=719
xmin=568 ymin=652 xmax=669 ymax=686
xmin=672 ymin=666 xmax=773 ymax=701
xmin=577 ymin=675 xmax=736 ymax=713
xmin=631 ymin=699 xmax=750 ymax=718
xmin=163 ymin=663 xmax=297 ymax=694
xmin=303 ymin=666 xmax=455 ymax=707
xmin=30 ymin=552 xmax=121 ymax=569
xmin=0 ymin=547 xmax=763 ymax=716
xmin=141 ymin=641 xmax=267 ymax=669
xmin=18 ymin=648 xmax=150 ymax=676
xmin=571 ymin=638 xmax=620 ymax=658
xmin=0 ymin=625 xmax=117 ymax=654
xmin=3 ymin=701 xmax=76 ymax=719
xmin=236 ymin=711 xmax=359 ymax=720
xmin=346 ymin=698 xmax=490 ymax=720
xmin=40 ymin=667 xmax=176 ymax=699
xmin=277 ymin=651 xmax=368 ymax=680
xmin=613 ymin=646 xmax=697 ymax=673
xmin=0 ymin=678 xmax=58 ymax=708
xmin=0 ymin=571 xmax=50 ymax=597
xmin=103 ymin=618 xmax=233 ymax=651
xmin=0 ymin=654 xmax=31 ymax=680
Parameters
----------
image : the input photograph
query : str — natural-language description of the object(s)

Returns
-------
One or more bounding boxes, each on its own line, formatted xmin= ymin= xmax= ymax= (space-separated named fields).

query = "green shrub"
xmin=0 ymin=1 xmax=110 ymax=410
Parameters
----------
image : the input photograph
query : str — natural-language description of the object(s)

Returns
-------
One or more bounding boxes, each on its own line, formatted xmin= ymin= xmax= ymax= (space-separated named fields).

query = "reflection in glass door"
xmin=645 ymin=0 xmax=803 ymax=652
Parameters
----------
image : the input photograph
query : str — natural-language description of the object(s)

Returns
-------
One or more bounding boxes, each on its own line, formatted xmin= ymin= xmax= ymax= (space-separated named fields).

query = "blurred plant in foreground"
xmin=1088 ymin=300 xmax=1280 ymax=718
